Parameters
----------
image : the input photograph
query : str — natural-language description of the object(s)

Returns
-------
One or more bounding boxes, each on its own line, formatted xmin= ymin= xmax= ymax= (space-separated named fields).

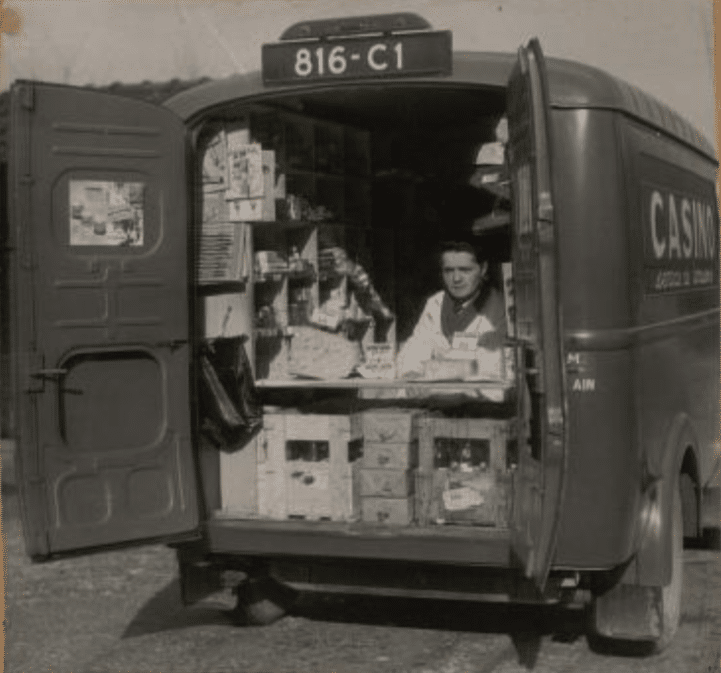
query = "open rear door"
xmin=9 ymin=82 xmax=199 ymax=558
xmin=506 ymin=40 xmax=568 ymax=590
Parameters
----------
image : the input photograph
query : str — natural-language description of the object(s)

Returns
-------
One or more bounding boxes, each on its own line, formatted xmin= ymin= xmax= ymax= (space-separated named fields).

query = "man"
xmin=396 ymin=241 xmax=506 ymax=378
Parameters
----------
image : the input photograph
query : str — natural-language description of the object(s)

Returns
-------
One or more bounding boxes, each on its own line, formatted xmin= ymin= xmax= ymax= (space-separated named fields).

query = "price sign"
xmin=262 ymin=31 xmax=452 ymax=85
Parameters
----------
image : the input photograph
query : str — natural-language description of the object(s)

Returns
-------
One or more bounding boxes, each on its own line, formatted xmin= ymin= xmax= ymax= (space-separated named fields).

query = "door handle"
xmin=31 ymin=368 xmax=68 ymax=380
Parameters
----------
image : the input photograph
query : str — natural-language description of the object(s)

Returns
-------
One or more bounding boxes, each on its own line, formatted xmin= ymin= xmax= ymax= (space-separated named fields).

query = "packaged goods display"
xmin=288 ymin=325 xmax=363 ymax=379
xmin=195 ymin=100 xmax=518 ymax=535
xmin=359 ymin=409 xmax=423 ymax=525
xmin=198 ymin=107 xmax=402 ymax=382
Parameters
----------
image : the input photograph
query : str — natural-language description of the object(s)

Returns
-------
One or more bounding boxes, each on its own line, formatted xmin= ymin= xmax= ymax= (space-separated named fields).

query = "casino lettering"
xmin=649 ymin=189 xmax=716 ymax=261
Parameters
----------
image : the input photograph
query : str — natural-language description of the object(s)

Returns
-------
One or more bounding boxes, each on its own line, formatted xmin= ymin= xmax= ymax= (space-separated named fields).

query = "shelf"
xmin=254 ymin=271 xmax=287 ymax=284
xmin=254 ymin=268 xmax=316 ymax=284
xmin=255 ymin=378 xmax=512 ymax=391
xmin=286 ymin=168 xmax=371 ymax=180
xmin=254 ymin=327 xmax=291 ymax=339
xmin=250 ymin=219 xmax=338 ymax=229
xmin=287 ymin=268 xmax=317 ymax=282
xmin=196 ymin=278 xmax=249 ymax=291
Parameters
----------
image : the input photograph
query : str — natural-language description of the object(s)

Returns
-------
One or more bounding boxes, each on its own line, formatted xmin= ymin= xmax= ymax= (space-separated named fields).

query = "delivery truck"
xmin=4 ymin=12 xmax=719 ymax=652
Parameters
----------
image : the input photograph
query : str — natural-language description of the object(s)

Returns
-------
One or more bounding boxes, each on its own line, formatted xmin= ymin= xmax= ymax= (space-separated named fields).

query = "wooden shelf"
xmin=287 ymin=268 xmax=316 ymax=282
xmin=196 ymin=279 xmax=249 ymax=292
xmin=287 ymin=168 xmax=370 ymax=179
xmin=250 ymin=219 xmax=341 ymax=229
xmin=256 ymin=378 xmax=511 ymax=391
xmin=254 ymin=327 xmax=291 ymax=339
xmin=254 ymin=272 xmax=287 ymax=284
xmin=254 ymin=268 xmax=316 ymax=284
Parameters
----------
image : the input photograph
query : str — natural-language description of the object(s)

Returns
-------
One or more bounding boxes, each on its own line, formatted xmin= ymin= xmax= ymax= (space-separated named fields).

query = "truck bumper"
xmin=205 ymin=518 xmax=512 ymax=566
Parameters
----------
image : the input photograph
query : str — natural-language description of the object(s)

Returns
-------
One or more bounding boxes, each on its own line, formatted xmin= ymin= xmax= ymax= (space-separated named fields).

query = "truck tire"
xmin=233 ymin=576 xmax=297 ymax=626
xmin=589 ymin=480 xmax=683 ymax=654
xmin=652 ymin=481 xmax=683 ymax=652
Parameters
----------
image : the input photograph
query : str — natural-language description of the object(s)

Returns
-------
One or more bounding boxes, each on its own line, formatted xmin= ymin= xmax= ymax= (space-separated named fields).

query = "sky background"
xmin=1 ymin=0 xmax=716 ymax=149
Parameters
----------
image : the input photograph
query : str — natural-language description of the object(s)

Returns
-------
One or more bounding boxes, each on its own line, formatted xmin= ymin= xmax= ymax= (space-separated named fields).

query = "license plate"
xmin=262 ymin=31 xmax=452 ymax=85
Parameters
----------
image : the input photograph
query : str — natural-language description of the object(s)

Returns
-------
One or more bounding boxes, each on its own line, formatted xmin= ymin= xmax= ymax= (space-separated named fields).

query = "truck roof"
xmin=165 ymin=51 xmax=716 ymax=162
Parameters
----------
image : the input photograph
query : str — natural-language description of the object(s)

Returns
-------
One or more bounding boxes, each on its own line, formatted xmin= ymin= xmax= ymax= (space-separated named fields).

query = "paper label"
xmin=229 ymin=198 xmax=263 ymax=222
xmin=202 ymin=131 xmax=228 ymax=192
xmin=442 ymin=486 xmax=484 ymax=511
xmin=226 ymin=141 xmax=264 ymax=200
xmin=451 ymin=333 xmax=479 ymax=351
xmin=290 ymin=469 xmax=328 ymax=490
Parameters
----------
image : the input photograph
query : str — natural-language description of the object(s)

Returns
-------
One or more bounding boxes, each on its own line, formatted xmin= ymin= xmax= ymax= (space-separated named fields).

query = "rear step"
xmin=206 ymin=517 xmax=512 ymax=566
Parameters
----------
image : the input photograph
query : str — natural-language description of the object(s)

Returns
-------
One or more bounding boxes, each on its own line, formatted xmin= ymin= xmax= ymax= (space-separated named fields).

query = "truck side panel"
xmin=624 ymin=122 xmax=719 ymax=491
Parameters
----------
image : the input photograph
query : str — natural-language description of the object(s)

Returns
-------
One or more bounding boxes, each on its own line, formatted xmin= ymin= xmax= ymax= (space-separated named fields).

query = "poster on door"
xmin=69 ymin=180 xmax=145 ymax=246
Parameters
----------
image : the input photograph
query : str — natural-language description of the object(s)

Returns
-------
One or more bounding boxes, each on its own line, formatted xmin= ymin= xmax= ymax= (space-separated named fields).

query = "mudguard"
xmin=629 ymin=414 xmax=697 ymax=588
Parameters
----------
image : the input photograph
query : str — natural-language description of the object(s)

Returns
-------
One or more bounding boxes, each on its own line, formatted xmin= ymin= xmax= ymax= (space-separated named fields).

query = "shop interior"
xmin=194 ymin=83 xmax=523 ymax=529
xmin=196 ymin=84 xmax=513 ymax=384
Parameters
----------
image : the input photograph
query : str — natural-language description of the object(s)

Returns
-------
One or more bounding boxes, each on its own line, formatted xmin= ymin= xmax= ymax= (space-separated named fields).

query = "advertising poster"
xmin=69 ymin=180 xmax=145 ymax=246
xmin=226 ymin=141 xmax=264 ymax=200
xmin=202 ymin=130 xmax=228 ymax=193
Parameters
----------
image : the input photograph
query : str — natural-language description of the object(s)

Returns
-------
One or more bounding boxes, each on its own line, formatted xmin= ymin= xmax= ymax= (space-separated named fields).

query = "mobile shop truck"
xmin=5 ymin=13 xmax=719 ymax=653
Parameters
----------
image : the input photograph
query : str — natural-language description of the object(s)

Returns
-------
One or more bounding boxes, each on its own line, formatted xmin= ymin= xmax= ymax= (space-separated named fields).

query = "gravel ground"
xmin=2 ymin=437 xmax=719 ymax=673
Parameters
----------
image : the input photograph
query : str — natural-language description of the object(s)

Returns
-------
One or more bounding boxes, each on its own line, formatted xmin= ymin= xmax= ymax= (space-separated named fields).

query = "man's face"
xmin=441 ymin=251 xmax=486 ymax=301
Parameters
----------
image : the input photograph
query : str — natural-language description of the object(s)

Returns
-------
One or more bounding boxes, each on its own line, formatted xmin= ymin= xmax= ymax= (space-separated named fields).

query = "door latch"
xmin=31 ymin=368 xmax=68 ymax=381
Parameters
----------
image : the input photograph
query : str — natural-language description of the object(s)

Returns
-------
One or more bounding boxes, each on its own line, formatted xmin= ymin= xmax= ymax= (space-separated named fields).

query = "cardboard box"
xmin=359 ymin=468 xmax=414 ymax=498
xmin=257 ymin=411 xmax=363 ymax=521
xmin=362 ymin=440 xmax=419 ymax=470
xmin=361 ymin=496 xmax=414 ymax=525
xmin=361 ymin=409 xmax=423 ymax=444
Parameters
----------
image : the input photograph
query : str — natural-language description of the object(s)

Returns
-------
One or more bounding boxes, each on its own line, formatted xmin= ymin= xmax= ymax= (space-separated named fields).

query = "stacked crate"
xmin=257 ymin=411 xmax=363 ymax=521
xmin=359 ymin=409 xmax=424 ymax=525
xmin=415 ymin=417 xmax=515 ymax=528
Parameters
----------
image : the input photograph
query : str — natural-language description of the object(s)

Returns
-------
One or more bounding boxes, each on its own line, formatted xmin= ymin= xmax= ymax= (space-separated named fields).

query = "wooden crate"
xmin=417 ymin=417 xmax=512 ymax=472
xmin=361 ymin=408 xmax=424 ymax=444
xmin=416 ymin=470 xmax=511 ymax=527
xmin=362 ymin=440 xmax=419 ymax=470
xmin=257 ymin=411 xmax=363 ymax=521
xmin=359 ymin=468 xmax=414 ymax=498
xmin=415 ymin=417 xmax=515 ymax=527
xmin=361 ymin=496 xmax=414 ymax=525
xmin=219 ymin=435 xmax=258 ymax=517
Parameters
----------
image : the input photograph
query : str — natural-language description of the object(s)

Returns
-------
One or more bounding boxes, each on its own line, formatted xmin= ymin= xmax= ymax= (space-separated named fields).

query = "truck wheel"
xmin=233 ymin=576 xmax=297 ymax=626
xmin=652 ymin=481 xmax=683 ymax=652
xmin=589 ymin=481 xmax=683 ymax=654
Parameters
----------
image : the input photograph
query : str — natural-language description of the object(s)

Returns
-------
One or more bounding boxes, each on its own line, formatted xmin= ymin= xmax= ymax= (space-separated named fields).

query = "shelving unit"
xmin=198 ymin=104 xmax=394 ymax=383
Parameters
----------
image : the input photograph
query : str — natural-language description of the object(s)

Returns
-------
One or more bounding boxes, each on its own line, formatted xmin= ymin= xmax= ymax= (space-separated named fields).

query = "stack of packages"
xmin=198 ymin=126 xmax=278 ymax=284
xmin=359 ymin=409 xmax=425 ymax=525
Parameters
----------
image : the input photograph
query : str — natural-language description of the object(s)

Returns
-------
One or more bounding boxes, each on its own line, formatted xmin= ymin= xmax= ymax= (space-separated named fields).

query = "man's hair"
xmin=438 ymin=240 xmax=483 ymax=266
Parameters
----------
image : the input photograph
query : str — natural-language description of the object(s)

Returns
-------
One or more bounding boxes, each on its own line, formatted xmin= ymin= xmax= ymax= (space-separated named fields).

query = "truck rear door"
xmin=506 ymin=40 xmax=568 ymax=590
xmin=9 ymin=82 xmax=199 ymax=558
